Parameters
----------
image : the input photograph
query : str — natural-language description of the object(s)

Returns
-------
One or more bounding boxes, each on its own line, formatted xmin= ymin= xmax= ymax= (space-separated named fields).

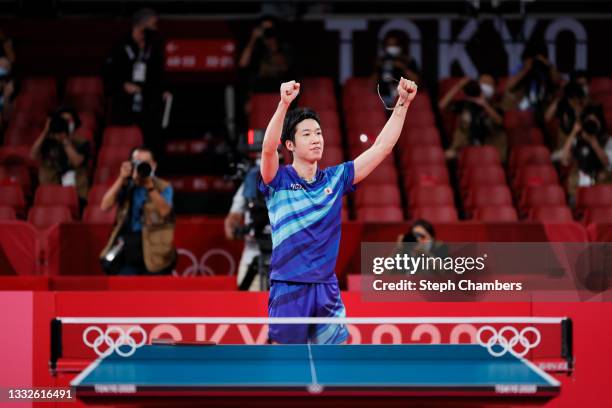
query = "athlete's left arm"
xmin=353 ymin=77 xmax=418 ymax=184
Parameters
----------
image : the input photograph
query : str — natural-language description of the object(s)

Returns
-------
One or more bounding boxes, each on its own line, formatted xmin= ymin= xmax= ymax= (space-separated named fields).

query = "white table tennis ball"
xmin=359 ymin=134 xmax=368 ymax=143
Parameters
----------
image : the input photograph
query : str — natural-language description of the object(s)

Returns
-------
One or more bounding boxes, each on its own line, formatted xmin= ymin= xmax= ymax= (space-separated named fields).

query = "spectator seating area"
xmin=2 ymin=75 xmax=612 ymax=232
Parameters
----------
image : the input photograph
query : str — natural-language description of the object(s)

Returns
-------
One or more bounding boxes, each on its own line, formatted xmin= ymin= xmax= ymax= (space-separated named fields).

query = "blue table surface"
xmin=73 ymin=344 xmax=558 ymax=389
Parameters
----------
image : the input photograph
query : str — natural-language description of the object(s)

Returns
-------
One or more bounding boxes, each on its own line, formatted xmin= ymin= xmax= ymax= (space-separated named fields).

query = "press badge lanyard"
xmin=125 ymin=44 xmax=151 ymax=83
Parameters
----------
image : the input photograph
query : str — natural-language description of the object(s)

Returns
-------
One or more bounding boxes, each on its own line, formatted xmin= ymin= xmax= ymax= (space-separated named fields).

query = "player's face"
xmin=292 ymin=118 xmax=324 ymax=163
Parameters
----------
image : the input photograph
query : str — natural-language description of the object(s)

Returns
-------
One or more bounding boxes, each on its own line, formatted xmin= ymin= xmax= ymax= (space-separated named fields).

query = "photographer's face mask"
xmin=480 ymin=83 xmax=495 ymax=100
xmin=67 ymin=121 xmax=75 ymax=135
xmin=385 ymin=46 xmax=402 ymax=57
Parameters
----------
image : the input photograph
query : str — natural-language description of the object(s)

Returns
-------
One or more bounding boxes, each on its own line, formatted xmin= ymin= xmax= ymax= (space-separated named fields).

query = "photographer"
xmin=0 ymin=57 xmax=14 ymax=130
xmin=99 ymin=147 xmax=176 ymax=275
xmin=374 ymin=30 xmax=421 ymax=108
xmin=439 ymin=74 xmax=506 ymax=161
xmin=547 ymin=81 xmax=588 ymax=159
xmin=30 ymin=107 xmax=90 ymax=204
xmin=238 ymin=15 xmax=294 ymax=93
xmin=560 ymin=105 xmax=612 ymax=202
xmin=225 ymin=164 xmax=271 ymax=290
xmin=502 ymin=44 xmax=561 ymax=113
xmin=106 ymin=8 xmax=169 ymax=156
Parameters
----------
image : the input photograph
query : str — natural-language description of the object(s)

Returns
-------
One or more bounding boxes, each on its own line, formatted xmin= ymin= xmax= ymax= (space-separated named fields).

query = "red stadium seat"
xmin=0 ymin=206 xmax=17 ymax=220
xmin=28 ymin=205 xmax=73 ymax=230
xmin=102 ymin=126 xmax=144 ymax=148
xmin=97 ymin=146 xmax=133 ymax=167
xmin=465 ymin=186 xmax=513 ymax=213
xmin=355 ymin=185 xmax=401 ymax=208
xmin=584 ymin=207 xmax=612 ymax=224
xmin=473 ymin=206 xmax=518 ymax=222
xmin=343 ymin=93 xmax=383 ymax=114
xmin=299 ymin=91 xmax=337 ymax=111
xmin=0 ymin=146 xmax=33 ymax=166
xmin=345 ymin=109 xmax=387 ymax=131
xmin=590 ymin=77 xmax=612 ymax=96
xmin=360 ymin=164 xmax=398 ymax=185
xmin=93 ymin=165 xmax=120 ymax=185
xmin=509 ymin=145 xmax=551 ymax=177
xmin=79 ymin=111 xmax=99 ymax=133
xmin=0 ymin=185 xmax=26 ymax=215
xmin=66 ymin=76 xmax=104 ymax=96
xmin=508 ymin=127 xmax=544 ymax=147
xmin=504 ymin=110 xmax=536 ymax=129
xmin=520 ymin=185 xmax=566 ymax=213
xmin=83 ymin=206 xmax=116 ymax=224
xmin=404 ymin=165 xmax=450 ymax=191
xmin=529 ymin=206 xmax=574 ymax=222
xmin=0 ymin=164 xmax=32 ymax=195
xmin=317 ymin=110 xmax=341 ymax=134
xmin=461 ymin=165 xmax=506 ymax=192
xmin=409 ymin=185 xmax=454 ymax=209
xmin=459 ymin=146 xmax=501 ymax=170
xmin=577 ymin=185 xmax=612 ymax=210
xmin=399 ymin=126 xmax=441 ymax=147
xmin=402 ymin=146 xmax=445 ymax=167
xmin=34 ymin=185 xmax=80 ymax=218
xmin=300 ymin=77 xmax=334 ymax=93
xmin=87 ymin=185 xmax=110 ymax=206
xmin=344 ymin=77 xmax=374 ymax=96
xmin=513 ymin=165 xmax=559 ymax=192
xmin=438 ymin=77 xmax=465 ymax=101
xmin=406 ymin=110 xmax=435 ymax=128
xmin=407 ymin=92 xmax=432 ymax=111
xmin=357 ymin=206 xmax=404 ymax=222
xmin=319 ymin=146 xmax=344 ymax=169
xmin=249 ymin=93 xmax=279 ymax=129
xmin=411 ymin=206 xmax=458 ymax=222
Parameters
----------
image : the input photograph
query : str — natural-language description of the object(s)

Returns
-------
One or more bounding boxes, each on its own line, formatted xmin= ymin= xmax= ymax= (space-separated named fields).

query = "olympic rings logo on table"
xmin=477 ymin=326 xmax=541 ymax=357
xmin=83 ymin=326 xmax=148 ymax=357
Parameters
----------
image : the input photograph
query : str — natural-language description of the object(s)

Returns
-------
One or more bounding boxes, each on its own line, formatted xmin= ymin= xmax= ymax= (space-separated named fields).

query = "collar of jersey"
xmin=287 ymin=164 xmax=324 ymax=187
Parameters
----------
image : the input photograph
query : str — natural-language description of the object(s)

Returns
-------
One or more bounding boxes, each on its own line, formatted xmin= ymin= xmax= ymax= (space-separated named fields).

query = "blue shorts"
xmin=268 ymin=280 xmax=349 ymax=344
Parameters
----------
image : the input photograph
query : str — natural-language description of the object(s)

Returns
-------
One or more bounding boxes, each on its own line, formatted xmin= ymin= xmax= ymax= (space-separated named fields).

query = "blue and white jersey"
xmin=259 ymin=162 xmax=356 ymax=283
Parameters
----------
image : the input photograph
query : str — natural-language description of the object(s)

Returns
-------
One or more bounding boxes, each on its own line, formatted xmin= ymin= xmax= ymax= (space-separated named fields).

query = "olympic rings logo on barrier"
xmin=83 ymin=326 xmax=148 ymax=357
xmin=477 ymin=326 xmax=541 ymax=357
xmin=173 ymin=248 xmax=236 ymax=277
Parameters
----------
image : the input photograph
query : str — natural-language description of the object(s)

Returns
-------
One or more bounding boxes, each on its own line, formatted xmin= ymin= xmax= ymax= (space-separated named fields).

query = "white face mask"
xmin=67 ymin=122 xmax=75 ymax=135
xmin=385 ymin=46 xmax=402 ymax=57
xmin=480 ymin=83 xmax=495 ymax=99
xmin=582 ymin=85 xmax=589 ymax=97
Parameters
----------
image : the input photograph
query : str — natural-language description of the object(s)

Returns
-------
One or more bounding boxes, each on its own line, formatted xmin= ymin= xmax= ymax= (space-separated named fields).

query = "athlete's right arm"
xmin=260 ymin=80 xmax=300 ymax=184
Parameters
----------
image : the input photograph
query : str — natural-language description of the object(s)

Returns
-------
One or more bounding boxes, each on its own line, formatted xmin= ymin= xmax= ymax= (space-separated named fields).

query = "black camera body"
xmin=49 ymin=114 xmax=69 ymax=134
xmin=133 ymin=161 xmax=153 ymax=178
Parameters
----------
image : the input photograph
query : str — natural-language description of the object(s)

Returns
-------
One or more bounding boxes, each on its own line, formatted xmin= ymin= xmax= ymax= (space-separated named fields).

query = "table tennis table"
xmin=71 ymin=343 xmax=560 ymax=406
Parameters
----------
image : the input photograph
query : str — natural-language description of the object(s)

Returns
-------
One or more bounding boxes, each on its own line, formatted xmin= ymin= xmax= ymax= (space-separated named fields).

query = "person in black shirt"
xmin=561 ymin=104 xmax=611 ymax=202
xmin=374 ymin=30 xmax=421 ymax=108
xmin=106 ymin=8 xmax=168 ymax=156
xmin=439 ymin=74 xmax=506 ymax=161
xmin=30 ymin=108 xmax=91 ymax=205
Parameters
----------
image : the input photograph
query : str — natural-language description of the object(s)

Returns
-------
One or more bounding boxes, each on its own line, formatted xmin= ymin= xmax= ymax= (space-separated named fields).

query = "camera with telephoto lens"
xmin=49 ymin=114 xmax=69 ymax=134
xmin=133 ymin=161 xmax=152 ymax=178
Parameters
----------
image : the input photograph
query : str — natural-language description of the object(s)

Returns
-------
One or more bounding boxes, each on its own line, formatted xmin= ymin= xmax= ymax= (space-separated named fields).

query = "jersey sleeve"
xmin=340 ymin=161 xmax=357 ymax=195
xmin=258 ymin=166 xmax=284 ymax=199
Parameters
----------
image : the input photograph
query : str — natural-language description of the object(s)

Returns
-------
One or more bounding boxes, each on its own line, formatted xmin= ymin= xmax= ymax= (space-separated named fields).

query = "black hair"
xmin=55 ymin=106 xmax=82 ymax=130
xmin=257 ymin=14 xmax=278 ymax=27
xmin=383 ymin=30 xmax=408 ymax=52
xmin=132 ymin=8 xmax=157 ymax=27
xmin=479 ymin=72 xmax=498 ymax=85
xmin=281 ymin=108 xmax=321 ymax=147
xmin=521 ymin=40 xmax=548 ymax=61
xmin=564 ymin=82 xmax=586 ymax=100
xmin=411 ymin=219 xmax=436 ymax=239
xmin=130 ymin=146 xmax=155 ymax=161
